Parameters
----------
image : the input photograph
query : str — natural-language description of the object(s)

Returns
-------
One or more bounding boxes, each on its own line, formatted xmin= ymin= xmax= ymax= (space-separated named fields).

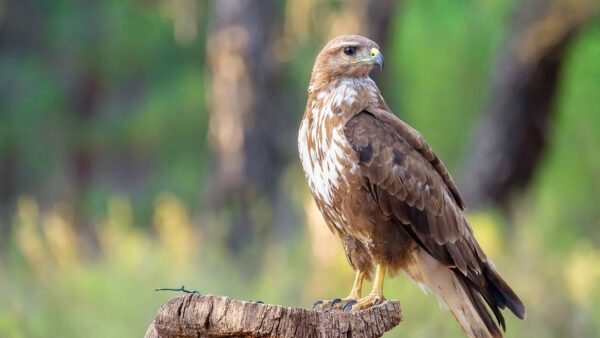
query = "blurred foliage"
xmin=0 ymin=0 xmax=599 ymax=337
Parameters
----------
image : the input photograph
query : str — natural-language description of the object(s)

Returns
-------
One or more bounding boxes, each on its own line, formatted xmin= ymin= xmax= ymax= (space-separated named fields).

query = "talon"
xmin=372 ymin=298 xmax=379 ymax=306
xmin=312 ymin=300 xmax=324 ymax=309
xmin=342 ymin=300 xmax=357 ymax=312
xmin=329 ymin=298 xmax=342 ymax=309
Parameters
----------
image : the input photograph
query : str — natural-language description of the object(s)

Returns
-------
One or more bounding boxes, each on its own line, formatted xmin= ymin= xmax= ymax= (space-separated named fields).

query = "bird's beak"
xmin=369 ymin=48 xmax=384 ymax=71
xmin=352 ymin=48 xmax=384 ymax=70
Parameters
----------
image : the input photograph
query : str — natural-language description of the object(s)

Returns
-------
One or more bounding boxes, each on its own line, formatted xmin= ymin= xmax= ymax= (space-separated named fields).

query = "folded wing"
xmin=343 ymin=110 xmax=525 ymax=334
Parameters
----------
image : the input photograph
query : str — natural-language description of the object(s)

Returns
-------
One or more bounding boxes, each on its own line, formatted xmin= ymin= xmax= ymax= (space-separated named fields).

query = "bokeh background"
xmin=1 ymin=0 xmax=599 ymax=337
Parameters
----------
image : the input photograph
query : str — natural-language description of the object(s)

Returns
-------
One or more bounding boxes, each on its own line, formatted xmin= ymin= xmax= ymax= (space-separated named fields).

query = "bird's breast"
xmin=298 ymin=78 xmax=375 ymax=232
xmin=299 ymin=120 xmax=355 ymax=206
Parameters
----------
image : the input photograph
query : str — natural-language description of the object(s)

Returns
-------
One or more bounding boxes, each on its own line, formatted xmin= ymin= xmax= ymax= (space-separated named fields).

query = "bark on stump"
xmin=145 ymin=294 xmax=402 ymax=338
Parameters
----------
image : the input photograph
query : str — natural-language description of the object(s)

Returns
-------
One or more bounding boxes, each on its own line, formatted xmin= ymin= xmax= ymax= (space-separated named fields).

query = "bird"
xmin=298 ymin=35 xmax=525 ymax=338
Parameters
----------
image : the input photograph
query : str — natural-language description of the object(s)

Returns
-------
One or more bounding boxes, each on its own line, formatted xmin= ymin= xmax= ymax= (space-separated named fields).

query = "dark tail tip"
xmin=485 ymin=265 xmax=526 ymax=320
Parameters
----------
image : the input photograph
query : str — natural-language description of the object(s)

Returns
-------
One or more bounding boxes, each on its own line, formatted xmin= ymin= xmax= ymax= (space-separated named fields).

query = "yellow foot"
xmin=345 ymin=264 xmax=387 ymax=311
xmin=312 ymin=271 xmax=365 ymax=311
xmin=345 ymin=293 xmax=385 ymax=311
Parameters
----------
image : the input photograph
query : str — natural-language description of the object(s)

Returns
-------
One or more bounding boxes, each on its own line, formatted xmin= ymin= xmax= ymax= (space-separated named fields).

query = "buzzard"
xmin=298 ymin=35 xmax=525 ymax=338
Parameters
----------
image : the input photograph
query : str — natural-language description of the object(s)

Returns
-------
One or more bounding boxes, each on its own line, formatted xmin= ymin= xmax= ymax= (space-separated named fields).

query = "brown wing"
xmin=368 ymin=107 xmax=466 ymax=210
xmin=344 ymin=110 xmax=484 ymax=274
xmin=344 ymin=110 xmax=525 ymax=327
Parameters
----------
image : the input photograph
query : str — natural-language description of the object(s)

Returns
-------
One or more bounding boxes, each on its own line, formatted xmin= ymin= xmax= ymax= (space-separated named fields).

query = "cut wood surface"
xmin=145 ymin=294 xmax=402 ymax=338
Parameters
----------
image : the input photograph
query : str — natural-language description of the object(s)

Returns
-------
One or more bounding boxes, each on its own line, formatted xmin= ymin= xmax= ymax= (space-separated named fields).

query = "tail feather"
xmin=484 ymin=263 xmax=526 ymax=320
xmin=456 ymin=273 xmax=505 ymax=333
xmin=405 ymin=249 xmax=525 ymax=338
xmin=453 ymin=271 xmax=506 ymax=336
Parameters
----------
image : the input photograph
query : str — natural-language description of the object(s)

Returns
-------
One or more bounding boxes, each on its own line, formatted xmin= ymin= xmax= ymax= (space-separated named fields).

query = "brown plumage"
xmin=298 ymin=35 xmax=525 ymax=338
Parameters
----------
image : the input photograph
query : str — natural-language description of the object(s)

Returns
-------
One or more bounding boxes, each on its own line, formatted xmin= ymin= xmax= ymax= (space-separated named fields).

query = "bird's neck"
xmin=304 ymin=76 xmax=384 ymax=125
xmin=300 ymin=75 xmax=383 ymax=170
xmin=308 ymin=75 xmax=371 ymax=97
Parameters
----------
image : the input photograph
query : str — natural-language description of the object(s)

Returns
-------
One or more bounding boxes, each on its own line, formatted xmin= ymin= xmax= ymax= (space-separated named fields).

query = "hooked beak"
xmin=369 ymin=48 xmax=384 ymax=71
xmin=351 ymin=48 xmax=384 ymax=70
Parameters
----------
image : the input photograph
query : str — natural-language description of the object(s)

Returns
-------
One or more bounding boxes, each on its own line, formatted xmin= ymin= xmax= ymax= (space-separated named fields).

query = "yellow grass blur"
xmin=3 ymin=192 xmax=599 ymax=337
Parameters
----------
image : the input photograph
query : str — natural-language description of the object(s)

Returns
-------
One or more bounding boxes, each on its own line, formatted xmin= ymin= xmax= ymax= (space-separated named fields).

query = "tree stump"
xmin=145 ymin=294 xmax=402 ymax=337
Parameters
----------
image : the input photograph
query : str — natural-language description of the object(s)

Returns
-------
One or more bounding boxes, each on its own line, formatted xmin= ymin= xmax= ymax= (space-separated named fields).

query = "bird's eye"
xmin=343 ymin=47 xmax=356 ymax=56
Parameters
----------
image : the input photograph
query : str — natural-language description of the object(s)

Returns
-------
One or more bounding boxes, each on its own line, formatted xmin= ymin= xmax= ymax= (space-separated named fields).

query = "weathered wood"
xmin=145 ymin=294 xmax=402 ymax=338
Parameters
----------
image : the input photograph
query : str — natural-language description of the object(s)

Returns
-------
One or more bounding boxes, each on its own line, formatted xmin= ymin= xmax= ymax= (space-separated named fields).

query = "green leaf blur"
xmin=0 ymin=0 xmax=599 ymax=337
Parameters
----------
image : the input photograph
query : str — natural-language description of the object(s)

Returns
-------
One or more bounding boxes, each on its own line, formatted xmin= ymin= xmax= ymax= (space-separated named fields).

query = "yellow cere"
xmin=351 ymin=48 xmax=381 ymax=64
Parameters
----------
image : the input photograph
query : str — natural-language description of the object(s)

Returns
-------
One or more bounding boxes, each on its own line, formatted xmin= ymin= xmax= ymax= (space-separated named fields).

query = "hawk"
xmin=298 ymin=35 xmax=525 ymax=338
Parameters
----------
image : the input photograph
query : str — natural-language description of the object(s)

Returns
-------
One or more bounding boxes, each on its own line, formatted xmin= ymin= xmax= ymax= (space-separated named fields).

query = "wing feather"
xmin=344 ymin=110 xmax=481 ymax=275
xmin=344 ymin=109 xmax=525 ymax=326
xmin=365 ymin=108 xmax=466 ymax=210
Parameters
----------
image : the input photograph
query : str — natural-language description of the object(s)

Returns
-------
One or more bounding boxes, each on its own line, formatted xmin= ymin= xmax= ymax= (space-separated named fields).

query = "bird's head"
xmin=311 ymin=35 xmax=384 ymax=81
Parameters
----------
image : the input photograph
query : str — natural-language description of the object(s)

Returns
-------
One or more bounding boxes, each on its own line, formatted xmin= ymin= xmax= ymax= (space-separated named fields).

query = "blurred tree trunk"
xmin=206 ymin=0 xmax=289 ymax=252
xmin=366 ymin=0 xmax=396 ymax=55
xmin=0 ymin=0 xmax=45 ymax=237
xmin=0 ymin=152 xmax=16 ymax=238
xmin=206 ymin=0 xmax=397 ymax=254
xmin=328 ymin=0 xmax=397 ymax=83
xmin=0 ymin=0 xmax=103 ymax=242
xmin=366 ymin=0 xmax=396 ymax=85
xmin=461 ymin=0 xmax=596 ymax=210
xmin=70 ymin=69 xmax=101 ymax=231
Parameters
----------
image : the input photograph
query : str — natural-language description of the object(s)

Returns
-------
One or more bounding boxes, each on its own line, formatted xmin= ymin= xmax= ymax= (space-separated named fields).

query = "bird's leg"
xmin=345 ymin=264 xmax=386 ymax=311
xmin=338 ymin=270 xmax=365 ymax=310
xmin=312 ymin=270 xmax=365 ymax=310
xmin=347 ymin=270 xmax=364 ymax=299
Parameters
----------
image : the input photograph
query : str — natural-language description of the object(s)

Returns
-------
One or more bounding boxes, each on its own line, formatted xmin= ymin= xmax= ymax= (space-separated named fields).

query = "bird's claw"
xmin=342 ymin=299 xmax=357 ymax=312
xmin=346 ymin=294 xmax=385 ymax=311
xmin=312 ymin=297 xmax=360 ymax=311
